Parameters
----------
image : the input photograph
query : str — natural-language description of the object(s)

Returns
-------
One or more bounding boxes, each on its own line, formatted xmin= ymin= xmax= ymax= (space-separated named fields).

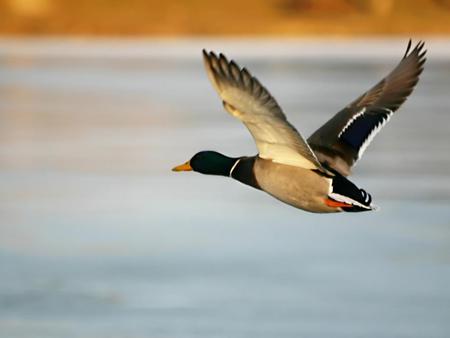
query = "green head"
xmin=172 ymin=151 xmax=238 ymax=176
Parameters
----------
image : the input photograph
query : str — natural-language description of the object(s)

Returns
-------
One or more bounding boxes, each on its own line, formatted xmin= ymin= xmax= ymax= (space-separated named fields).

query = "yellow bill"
xmin=172 ymin=161 xmax=192 ymax=172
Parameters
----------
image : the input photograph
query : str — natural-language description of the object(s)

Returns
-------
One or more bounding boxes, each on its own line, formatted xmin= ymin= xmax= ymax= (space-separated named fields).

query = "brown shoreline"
xmin=0 ymin=0 xmax=450 ymax=36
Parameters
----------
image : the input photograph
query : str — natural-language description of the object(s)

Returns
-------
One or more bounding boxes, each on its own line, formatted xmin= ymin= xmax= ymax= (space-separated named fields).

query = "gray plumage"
xmin=308 ymin=40 xmax=427 ymax=176
xmin=203 ymin=49 xmax=324 ymax=170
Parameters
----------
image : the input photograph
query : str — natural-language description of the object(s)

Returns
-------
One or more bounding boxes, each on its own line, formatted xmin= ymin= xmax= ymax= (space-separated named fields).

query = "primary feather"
xmin=203 ymin=50 xmax=323 ymax=170
xmin=308 ymin=40 xmax=427 ymax=176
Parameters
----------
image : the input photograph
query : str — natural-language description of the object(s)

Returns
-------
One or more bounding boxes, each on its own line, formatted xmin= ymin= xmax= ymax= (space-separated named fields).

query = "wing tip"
xmin=202 ymin=49 xmax=220 ymax=64
xmin=403 ymin=39 xmax=427 ymax=62
xmin=403 ymin=38 xmax=413 ymax=58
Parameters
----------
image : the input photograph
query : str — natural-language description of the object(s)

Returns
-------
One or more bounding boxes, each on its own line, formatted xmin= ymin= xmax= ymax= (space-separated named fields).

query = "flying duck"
xmin=173 ymin=40 xmax=426 ymax=213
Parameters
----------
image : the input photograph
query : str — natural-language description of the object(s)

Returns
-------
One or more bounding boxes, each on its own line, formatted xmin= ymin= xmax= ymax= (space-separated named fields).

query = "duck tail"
xmin=328 ymin=174 xmax=377 ymax=212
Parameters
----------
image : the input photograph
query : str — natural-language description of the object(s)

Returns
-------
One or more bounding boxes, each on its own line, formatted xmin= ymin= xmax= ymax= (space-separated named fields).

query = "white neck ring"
xmin=229 ymin=159 xmax=241 ymax=177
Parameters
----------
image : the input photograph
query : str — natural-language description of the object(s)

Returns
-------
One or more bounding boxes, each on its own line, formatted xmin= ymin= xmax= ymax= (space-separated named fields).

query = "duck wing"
xmin=203 ymin=50 xmax=323 ymax=170
xmin=308 ymin=40 xmax=427 ymax=176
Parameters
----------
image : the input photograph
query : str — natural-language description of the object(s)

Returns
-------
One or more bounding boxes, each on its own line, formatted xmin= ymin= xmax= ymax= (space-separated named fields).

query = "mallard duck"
xmin=173 ymin=40 xmax=426 ymax=213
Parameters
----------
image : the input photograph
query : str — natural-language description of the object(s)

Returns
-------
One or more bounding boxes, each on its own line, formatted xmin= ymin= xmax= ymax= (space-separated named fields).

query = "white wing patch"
xmin=338 ymin=107 xmax=366 ymax=138
xmin=357 ymin=108 xmax=393 ymax=159
xmin=337 ymin=107 xmax=394 ymax=161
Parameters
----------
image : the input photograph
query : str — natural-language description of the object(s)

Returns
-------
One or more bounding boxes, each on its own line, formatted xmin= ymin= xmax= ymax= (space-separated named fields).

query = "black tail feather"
xmin=331 ymin=174 xmax=374 ymax=212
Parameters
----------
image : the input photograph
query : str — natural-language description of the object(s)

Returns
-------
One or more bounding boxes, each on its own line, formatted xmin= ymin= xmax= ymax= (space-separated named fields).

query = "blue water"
xmin=0 ymin=38 xmax=450 ymax=338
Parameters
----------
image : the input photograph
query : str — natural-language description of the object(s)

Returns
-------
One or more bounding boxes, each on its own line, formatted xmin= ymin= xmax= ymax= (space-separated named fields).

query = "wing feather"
xmin=203 ymin=50 xmax=323 ymax=170
xmin=308 ymin=40 xmax=427 ymax=176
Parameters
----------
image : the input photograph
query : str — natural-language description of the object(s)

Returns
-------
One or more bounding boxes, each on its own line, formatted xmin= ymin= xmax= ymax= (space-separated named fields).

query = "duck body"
xmin=173 ymin=41 xmax=426 ymax=214
xmin=253 ymin=157 xmax=337 ymax=213
xmin=182 ymin=151 xmax=373 ymax=213
xmin=231 ymin=156 xmax=372 ymax=213
xmin=235 ymin=156 xmax=334 ymax=212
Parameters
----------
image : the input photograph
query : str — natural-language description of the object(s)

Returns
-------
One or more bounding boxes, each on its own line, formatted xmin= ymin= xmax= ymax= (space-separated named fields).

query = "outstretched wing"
xmin=203 ymin=50 xmax=323 ymax=170
xmin=308 ymin=40 xmax=427 ymax=176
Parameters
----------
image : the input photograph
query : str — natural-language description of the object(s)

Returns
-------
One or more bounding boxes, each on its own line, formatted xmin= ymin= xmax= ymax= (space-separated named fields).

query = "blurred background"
xmin=2 ymin=0 xmax=450 ymax=35
xmin=1 ymin=1 xmax=450 ymax=338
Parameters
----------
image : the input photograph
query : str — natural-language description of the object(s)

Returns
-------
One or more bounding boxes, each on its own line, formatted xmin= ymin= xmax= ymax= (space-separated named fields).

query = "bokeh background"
xmin=1 ymin=1 xmax=450 ymax=338
xmin=2 ymin=0 xmax=450 ymax=35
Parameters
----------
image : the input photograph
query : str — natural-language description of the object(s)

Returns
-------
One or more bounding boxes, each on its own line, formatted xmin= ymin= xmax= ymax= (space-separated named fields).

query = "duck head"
xmin=172 ymin=151 xmax=238 ymax=176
